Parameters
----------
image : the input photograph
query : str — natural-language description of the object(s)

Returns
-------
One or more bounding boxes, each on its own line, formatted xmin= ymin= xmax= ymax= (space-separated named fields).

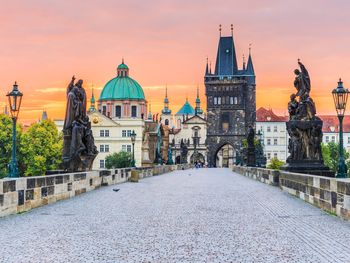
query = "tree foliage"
xmin=19 ymin=120 xmax=62 ymax=176
xmin=267 ymin=158 xmax=285 ymax=170
xmin=321 ymin=142 xmax=350 ymax=173
xmin=0 ymin=114 xmax=22 ymax=178
xmin=105 ymin=151 xmax=132 ymax=169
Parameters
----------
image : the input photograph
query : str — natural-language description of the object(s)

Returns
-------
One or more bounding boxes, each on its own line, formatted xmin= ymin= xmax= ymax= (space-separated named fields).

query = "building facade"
xmin=205 ymin=30 xmax=256 ymax=166
xmin=256 ymin=107 xmax=288 ymax=163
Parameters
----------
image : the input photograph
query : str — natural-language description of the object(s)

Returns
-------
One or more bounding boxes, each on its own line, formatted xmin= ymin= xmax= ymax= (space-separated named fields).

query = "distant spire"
xmin=231 ymin=24 xmax=233 ymax=36
xmin=197 ymin=85 xmax=199 ymax=98
xmin=247 ymin=45 xmax=255 ymax=75
xmin=209 ymin=61 xmax=212 ymax=74
xmin=219 ymin=24 xmax=222 ymax=37
xmin=162 ymin=85 xmax=171 ymax=115
xmin=242 ymin=54 xmax=246 ymax=70
xmin=205 ymin=57 xmax=209 ymax=75
xmin=41 ymin=110 xmax=48 ymax=121
xmin=89 ymin=87 xmax=96 ymax=112
xmin=148 ymin=103 xmax=152 ymax=120
xmin=195 ymin=85 xmax=203 ymax=115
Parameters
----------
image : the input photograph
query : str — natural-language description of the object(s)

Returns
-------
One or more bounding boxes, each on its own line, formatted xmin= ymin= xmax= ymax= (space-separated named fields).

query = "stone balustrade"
xmin=0 ymin=164 xmax=192 ymax=218
xmin=232 ymin=165 xmax=350 ymax=220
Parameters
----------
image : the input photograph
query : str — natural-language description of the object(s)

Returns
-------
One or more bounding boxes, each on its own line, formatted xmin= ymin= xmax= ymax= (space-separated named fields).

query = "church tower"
xmin=205 ymin=26 xmax=256 ymax=167
xmin=160 ymin=86 xmax=172 ymax=126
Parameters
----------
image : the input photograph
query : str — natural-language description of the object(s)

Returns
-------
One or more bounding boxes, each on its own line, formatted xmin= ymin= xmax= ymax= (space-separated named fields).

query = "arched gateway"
xmin=205 ymin=29 xmax=256 ymax=167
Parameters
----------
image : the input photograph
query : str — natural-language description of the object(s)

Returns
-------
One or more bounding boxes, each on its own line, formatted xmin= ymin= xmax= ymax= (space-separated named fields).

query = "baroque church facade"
xmin=205 ymin=29 xmax=256 ymax=167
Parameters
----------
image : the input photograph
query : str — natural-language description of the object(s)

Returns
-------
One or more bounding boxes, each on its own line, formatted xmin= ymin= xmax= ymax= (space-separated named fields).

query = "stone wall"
xmin=232 ymin=166 xmax=279 ymax=186
xmin=0 ymin=164 xmax=191 ymax=218
xmin=232 ymin=165 xmax=350 ymax=220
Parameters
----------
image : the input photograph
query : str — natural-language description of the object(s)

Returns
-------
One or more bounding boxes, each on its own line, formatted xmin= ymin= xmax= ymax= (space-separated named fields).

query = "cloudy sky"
xmin=0 ymin=0 xmax=349 ymax=123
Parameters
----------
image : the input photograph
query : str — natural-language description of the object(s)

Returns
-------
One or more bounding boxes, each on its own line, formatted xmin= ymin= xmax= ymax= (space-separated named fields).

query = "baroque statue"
xmin=283 ymin=61 xmax=333 ymax=176
xmin=180 ymin=139 xmax=188 ymax=164
xmin=62 ymin=76 xmax=98 ymax=172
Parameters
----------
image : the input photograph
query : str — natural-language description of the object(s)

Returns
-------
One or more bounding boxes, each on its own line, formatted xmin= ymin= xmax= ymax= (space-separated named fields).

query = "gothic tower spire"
xmin=161 ymin=85 xmax=171 ymax=115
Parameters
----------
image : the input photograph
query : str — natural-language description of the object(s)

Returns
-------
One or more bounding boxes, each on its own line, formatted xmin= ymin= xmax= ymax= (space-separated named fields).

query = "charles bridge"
xmin=1 ymin=166 xmax=350 ymax=262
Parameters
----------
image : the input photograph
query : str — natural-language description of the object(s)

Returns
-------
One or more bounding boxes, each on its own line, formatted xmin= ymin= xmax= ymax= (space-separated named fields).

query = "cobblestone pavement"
xmin=1 ymin=168 xmax=350 ymax=263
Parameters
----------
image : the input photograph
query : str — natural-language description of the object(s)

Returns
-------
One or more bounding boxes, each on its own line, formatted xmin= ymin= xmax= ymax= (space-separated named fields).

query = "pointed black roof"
xmin=214 ymin=36 xmax=238 ymax=76
xmin=246 ymin=53 xmax=254 ymax=75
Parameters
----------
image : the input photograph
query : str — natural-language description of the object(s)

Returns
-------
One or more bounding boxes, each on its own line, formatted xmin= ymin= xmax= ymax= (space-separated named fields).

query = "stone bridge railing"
xmin=232 ymin=165 xmax=350 ymax=220
xmin=0 ymin=164 xmax=193 ymax=218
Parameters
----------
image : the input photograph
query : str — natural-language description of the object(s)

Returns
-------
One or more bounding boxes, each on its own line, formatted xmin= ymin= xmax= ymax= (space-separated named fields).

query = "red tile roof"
xmin=257 ymin=107 xmax=350 ymax=132
xmin=256 ymin=107 xmax=288 ymax=122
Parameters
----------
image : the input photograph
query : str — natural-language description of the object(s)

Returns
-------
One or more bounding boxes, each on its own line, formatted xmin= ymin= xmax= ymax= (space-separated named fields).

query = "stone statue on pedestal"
xmin=246 ymin=125 xmax=256 ymax=167
xmin=62 ymin=76 xmax=98 ymax=172
xmin=180 ymin=139 xmax=188 ymax=164
xmin=282 ymin=61 xmax=333 ymax=176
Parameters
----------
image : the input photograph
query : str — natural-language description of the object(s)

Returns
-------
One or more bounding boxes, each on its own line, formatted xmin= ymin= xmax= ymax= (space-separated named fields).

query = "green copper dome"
xmin=117 ymin=62 xmax=129 ymax=69
xmin=100 ymin=62 xmax=145 ymax=101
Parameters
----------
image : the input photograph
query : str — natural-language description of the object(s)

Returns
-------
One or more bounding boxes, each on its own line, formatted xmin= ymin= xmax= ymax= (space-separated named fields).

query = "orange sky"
xmin=1 ymin=1 xmax=350 ymax=124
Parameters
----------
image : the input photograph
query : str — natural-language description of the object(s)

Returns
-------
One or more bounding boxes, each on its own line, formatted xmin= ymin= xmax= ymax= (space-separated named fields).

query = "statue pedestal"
xmin=247 ymin=147 xmax=256 ymax=167
xmin=283 ymin=119 xmax=334 ymax=177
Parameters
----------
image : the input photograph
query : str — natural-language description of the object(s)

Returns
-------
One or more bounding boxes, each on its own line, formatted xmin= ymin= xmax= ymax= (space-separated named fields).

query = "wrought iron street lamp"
xmin=130 ymin=130 xmax=136 ymax=167
xmin=7 ymin=82 xmax=23 ymax=178
xmin=332 ymin=78 xmax=350 ymax=178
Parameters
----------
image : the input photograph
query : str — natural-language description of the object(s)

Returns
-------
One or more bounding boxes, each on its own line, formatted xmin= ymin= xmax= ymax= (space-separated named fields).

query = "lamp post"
xmin=7 ymin=82 xmax=23 ymax=178
xmin=130 ymin=130 xmax=136 ymax=167
xmin=332 ymin=78 xmax=350 ymax=178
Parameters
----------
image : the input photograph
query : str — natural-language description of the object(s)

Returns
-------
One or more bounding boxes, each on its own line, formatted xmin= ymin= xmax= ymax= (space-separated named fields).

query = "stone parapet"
xmin=232 ymin=166 xmax=279 ymax=186
xmin=232 ymin=165 xmax=350 ymax=220
xmin=0 ymin=164 xmax=189 ymax=218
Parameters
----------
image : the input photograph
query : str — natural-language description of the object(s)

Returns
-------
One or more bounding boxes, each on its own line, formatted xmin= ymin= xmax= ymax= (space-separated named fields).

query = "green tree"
xmin=321 ymin=142 xmax=350 ymax=173
xmin=267 ymin=158 xmax=285 ymax=170
xmin=19 ymin=120 xmax=62 ymax=176
xmin=105 ymin=151 xmax=132 ymax=169
xmin=0 ymin=114 xmax=22 ymax=178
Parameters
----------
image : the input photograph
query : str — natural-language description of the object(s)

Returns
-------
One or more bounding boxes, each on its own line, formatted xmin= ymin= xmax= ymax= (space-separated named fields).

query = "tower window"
xmin=115 ymin=105 xmax=121 ymax=117
xmin=234 ymin=97 xmax=238 ymax=104
xmin=218 ymin=97 xmax=221 ymax=105
xmin=165 ymin=119 xmax=169 ymax=125
xmin=230 ymin=97 xmax=234 ymax=104
xmin=131 ymin=106 xmax=137 ymax=117
xmin=102 ymin=105 xmax=107 ymax=115
xmin=214 ymin=97 xmax=218 ymax=105
xmin=221 ymin=113 xmax=229 ymax=132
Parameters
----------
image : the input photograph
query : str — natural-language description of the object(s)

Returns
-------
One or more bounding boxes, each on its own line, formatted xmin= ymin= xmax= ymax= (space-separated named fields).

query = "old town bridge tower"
xmin=205 ymin=27 xmax=256 ymax=167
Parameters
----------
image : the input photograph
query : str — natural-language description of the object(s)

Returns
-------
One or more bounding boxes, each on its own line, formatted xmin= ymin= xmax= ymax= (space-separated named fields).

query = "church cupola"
xmin=161 ymin=86 xmax=172 ymax=115
xmin=117 ymin=58 xmax=129 ymax=77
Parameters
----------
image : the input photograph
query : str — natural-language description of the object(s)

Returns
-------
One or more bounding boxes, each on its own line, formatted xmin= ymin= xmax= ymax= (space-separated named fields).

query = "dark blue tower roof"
xmin=214 ymin=36 xmax=238 ymax=76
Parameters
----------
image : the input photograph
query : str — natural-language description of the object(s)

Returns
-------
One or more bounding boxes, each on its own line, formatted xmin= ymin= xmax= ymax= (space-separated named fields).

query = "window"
xmin=115 ymin=105 xmax=121 ymax=117
xmin=100 ymin=130 xmax=110 ymax=137
xmin=105 ymin=130 xmax=109 ymax=137
xmin=230 ymin=97 xmax=234 ymax=104
xmin=267 ymin=126 xmax=271 ymax=132
xmin=131 ymin=106 xmax=137 ymax=117
xmin=127 ymin=130 xmax=132 ymax=137
xmin=218 ymin=97 xmax=221 ymax=105
xmin=267 ymin=138 xmax=271 ymax=145
xmin=274 ymin=138 xmax=278 ymax=145
xmin=99 ymin=145 xmax=110 ymax=152
xmin=99 ymin=160 xmax=105 ymax=169
xmin=122 ymin=145 xmax=132 ymax=152
xmin=274 ymin=153 xmax=278 ymax=159
xmin=234 ymin=97 xmax=238 ymax=104
xmin=274 ymin=126 xmax=278 ymax=132
xmin=214 ymin=97 xmax=218 ymax=105
xmin=165 ymin=119 xmax=169 ymax=125
xmin=267 ymin=153 xmax=271 ymax=159
xmin=102 ymin=105 xmax=107 ymax=115
xmin=122 ymin=130 xmax=127 ymax=137
xmin=221 ymin=113 xmax=229 ymax=132
xmin=325 ymin=136 xmax=329 ymax=143
xmin=348 ymin=137 xmax=350 ymax=144
xmin=332 ymin=136 xmax=335 ymax=143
